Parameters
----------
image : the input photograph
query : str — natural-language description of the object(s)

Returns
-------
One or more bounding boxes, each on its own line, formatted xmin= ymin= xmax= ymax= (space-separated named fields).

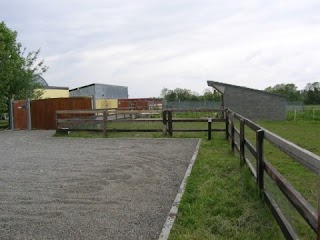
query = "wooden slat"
xmin=57 ymin=109 xmax=104 ymax=114
xmin=57 ymin=128 xmax=103 ymax=132
xmin=244 ymin=157 xmax=257 ymax=179
xmin=245 ymin=139 xmax=257 ymax=159
xmin=234 ymin=127 xmax=240 ymax=136
xmin=172 ymin=129 xmax=225 ymax=132
xmin=172 ymin=118 xmax=226 ymax=122
xmin=57 ymin=119 xmax=103 ymax=123
xmin=264 ymin=160 xmax=318 ymax=232
xmin=168 ymin=108 xmax=224 ymax=112
xmin=113 ymin=110 xmax=162 ymax=114
xmin=108 ymin=118 xmax=163 ymax=122
xmin=234 ymin=142 xmax=240 ymax=153
xmin=244 ymin=118 xmax=261 ymax=131
xmin=264 ymin=191 xmax=300 ymax=240
xmin=264 ymin=130 xmax=320 ymax=173
xmin=106 ymin=129 xmax=163 ymax=132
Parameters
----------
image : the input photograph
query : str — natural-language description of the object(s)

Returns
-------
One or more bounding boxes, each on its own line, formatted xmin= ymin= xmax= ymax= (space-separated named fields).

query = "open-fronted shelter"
xmin=207 ymin=81 xmax=286 ymax=121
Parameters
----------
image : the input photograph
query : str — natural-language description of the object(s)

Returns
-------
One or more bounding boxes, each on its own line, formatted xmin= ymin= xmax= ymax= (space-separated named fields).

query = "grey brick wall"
xmin=207 ymin=81 xmax=286 ymax=121
xmin=224 ymin=87 xmax=286 ymax=121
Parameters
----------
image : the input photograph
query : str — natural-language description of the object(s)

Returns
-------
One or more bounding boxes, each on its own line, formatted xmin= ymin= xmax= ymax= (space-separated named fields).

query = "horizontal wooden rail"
xmin=168 ymin=108 xmax=225 ymax=112
xmin=244 ymin=157 xmax=257 ymax=178
xmin=108 ymin=118 xmax=163 ymax=122
xmin=244 ymin=140 xmax=257 ymax=159
xmin=172 ymin=129 xmax=225 ymax=132
xmin=172 ymin=118 xmax=226 ymax=122
xmin=264 ymin=130 xmax=320 ymax=174
xmin=264 ymin=159 xmax=318 ymax=232
xmin=106 ymin=129 xmax=163 ymax=132
xmin=264 ymin=191 xmax=299 ymax=240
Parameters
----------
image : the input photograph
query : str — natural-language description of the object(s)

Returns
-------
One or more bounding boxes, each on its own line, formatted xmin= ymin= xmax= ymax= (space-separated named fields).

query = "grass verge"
xmin=168 ymin=135 xmax=283 ymax=240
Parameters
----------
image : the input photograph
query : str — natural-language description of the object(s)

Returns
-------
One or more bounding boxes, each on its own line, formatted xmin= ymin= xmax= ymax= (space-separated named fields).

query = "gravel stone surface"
xmin=0 ymin=130 xmax=199 ymax=240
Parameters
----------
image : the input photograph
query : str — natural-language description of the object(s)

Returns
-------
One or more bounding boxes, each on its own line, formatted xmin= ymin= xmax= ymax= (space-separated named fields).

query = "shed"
xmin=207 ymin=81 xmax=287 ymax=121
xmin=69 ymin=83 xmax=128 ymax=99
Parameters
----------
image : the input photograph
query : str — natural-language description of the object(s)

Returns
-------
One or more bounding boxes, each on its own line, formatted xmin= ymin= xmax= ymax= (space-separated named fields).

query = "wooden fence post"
xmin=240 ymin=118 xmax=245 ymax=166
xmin=208 ymin=118 xmax=212 ymax=140
xmin=225 ymin=110 xmax=229 ymax=140
xmin=168 ymin=110 xmax=173 ymax=137
xmin=230 ymin=112 xmax=235 ymax=153
xmin=256 ymin=129 xmax=264 ymax=194
xmin=103 ymin=110 xmax=107 ymax=136
xmin=162 ymin=110 xmax=167 ymax=135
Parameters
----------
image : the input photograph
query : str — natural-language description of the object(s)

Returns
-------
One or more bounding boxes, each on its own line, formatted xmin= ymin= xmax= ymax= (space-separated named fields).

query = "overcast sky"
xmin=1 ymin=0 xmax=320 ymax=97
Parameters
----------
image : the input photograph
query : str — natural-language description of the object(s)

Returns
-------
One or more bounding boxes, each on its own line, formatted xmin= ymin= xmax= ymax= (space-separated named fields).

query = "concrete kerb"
xmin=158 ymin=139 xmax=201 ymax=240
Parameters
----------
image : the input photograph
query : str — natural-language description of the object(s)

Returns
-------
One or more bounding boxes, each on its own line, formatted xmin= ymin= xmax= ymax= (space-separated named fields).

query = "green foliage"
xmin=302 ymin=82 xmax=320 ymax=104
xmin=265 ymin=83 xmax=302 ymax=101
xmin=0 ymin=21 xmax=47 ymax=111
xmin=160 ymin=87 xmax=221 ymax=101
xmin=265 ymin=82 xmax=320 ymax=104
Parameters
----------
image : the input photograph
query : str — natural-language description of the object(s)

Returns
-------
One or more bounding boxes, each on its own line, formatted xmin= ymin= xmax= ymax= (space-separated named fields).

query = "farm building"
xmin=69 ymin=83 xmax=128 ymax=109
xmin=34 ymin=75 xmax=69 ymax=99
xmin=207 ymin=81 xmax=286 ymax=121
xmin=70 ymin=83 xmax=128 ymax=99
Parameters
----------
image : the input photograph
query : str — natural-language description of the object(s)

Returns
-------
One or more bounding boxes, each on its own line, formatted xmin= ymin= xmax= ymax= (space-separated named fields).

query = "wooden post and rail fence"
xmin=55 ymin=108 xmax=226 ymax=137
xmin=226 ymin=109 xmax=320 ymax=240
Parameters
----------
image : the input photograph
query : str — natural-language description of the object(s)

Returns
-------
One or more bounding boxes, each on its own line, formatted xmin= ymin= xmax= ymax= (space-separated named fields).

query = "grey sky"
xmin=1 ymin=0 xmax=320 ymax=97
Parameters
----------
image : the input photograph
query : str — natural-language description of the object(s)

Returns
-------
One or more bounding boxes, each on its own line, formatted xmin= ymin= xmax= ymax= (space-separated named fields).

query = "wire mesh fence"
xmin=163 ymin=100 xmax=222 ymax=109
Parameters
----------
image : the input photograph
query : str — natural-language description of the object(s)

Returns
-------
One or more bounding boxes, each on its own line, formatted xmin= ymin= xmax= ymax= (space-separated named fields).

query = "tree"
xmin=302 ymin=82 xmax=320 ymax=104
xmin=265 ymin=83 xmax=302 ymax=101
xmin=200 ymin=88 xmax=222 ymax=101
xmin=160 ymin=87 xmax=222 ymax=101
xmin=0 ymin=21 xmax=47 ymax=112
xmin=160 ymin=88 xmax=199 ymax=101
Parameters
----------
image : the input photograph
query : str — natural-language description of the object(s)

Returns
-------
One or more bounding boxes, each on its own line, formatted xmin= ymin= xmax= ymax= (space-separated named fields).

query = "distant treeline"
xmin=161 ymin=82 xmax=320 ymax=104
xmin=265 ymin=82 xmax=320 ymax=104
xmin=160 ymin=88 xmax=222 ymax=101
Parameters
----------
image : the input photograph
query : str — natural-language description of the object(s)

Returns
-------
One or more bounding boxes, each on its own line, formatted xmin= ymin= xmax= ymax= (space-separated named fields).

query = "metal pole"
xmin=9 ymin=99 xmax=14 ymax=130
xmin=26 ymin=98 xmax=31 ymax=130
xmin=208 ymin=118 xmax=212 ymax=140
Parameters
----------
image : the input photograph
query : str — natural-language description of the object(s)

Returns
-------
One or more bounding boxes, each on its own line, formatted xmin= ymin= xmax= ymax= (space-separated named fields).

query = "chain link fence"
xmin=163 ymin=100 xmax=222 ymax=109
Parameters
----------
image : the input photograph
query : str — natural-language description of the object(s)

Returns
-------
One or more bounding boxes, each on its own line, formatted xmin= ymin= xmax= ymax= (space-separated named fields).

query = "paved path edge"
xmin=158 ymin=139 xmax=201 ymax=240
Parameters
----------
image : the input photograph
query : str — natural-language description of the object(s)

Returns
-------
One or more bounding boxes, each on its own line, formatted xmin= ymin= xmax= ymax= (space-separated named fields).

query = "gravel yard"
xmin=0 ymin=130 xmax=199 ymax=240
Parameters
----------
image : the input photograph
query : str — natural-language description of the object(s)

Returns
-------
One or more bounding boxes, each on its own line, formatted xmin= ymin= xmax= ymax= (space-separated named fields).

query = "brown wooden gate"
xmin=12 ymin=97 xmax=92 ymax=130
xmin=30 ymin=97 xmax=92 ymax=129
xmin=13 ymin=100 xmax=27 ymax=130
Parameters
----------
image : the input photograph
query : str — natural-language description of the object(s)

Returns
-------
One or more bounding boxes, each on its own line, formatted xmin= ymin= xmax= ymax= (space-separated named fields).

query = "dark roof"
xmin=43 ymin=86 xmax=69 ymax=90
xmin=69 ymin=83 xmax=128 ymax=91
xmin=207 ymin=81 xmax=287 ymax=99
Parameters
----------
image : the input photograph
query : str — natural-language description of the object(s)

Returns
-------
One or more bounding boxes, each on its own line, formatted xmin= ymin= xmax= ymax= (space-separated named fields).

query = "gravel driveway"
xmin=0 ymin=130 xmax=199 ymax=240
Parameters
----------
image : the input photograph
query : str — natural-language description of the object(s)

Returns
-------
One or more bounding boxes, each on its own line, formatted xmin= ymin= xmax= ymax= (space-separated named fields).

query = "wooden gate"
xmin=13 ymin=100 xmax=27 ymax=130
xmin=30 ymin=97 xmax=92 ymax=129
xmin=12 ymin=97 xmax=92 ymax=130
